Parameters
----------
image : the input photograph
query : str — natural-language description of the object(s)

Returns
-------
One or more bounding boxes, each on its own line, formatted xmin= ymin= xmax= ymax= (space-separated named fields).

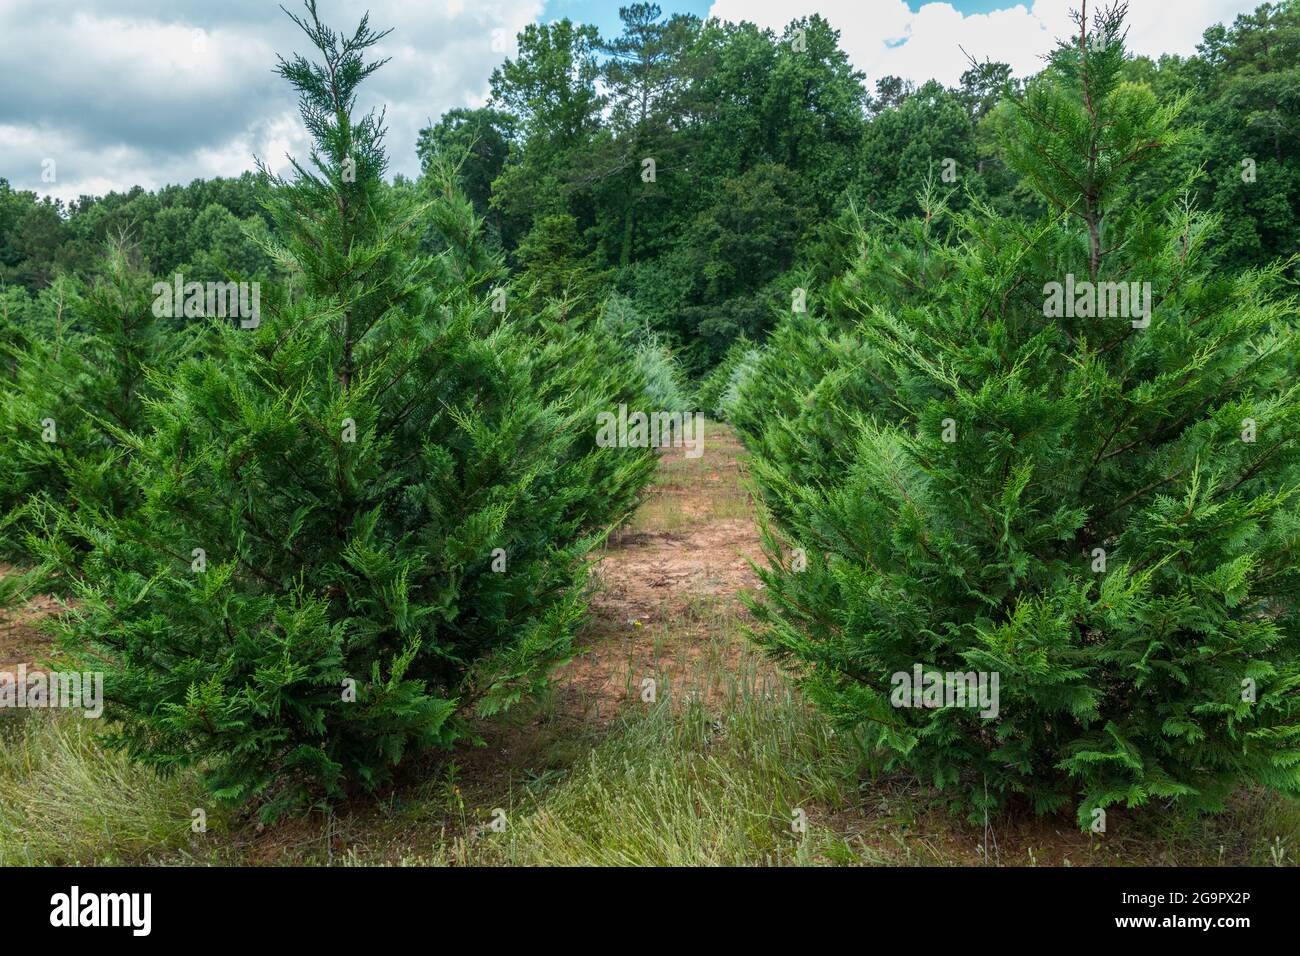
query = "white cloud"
xmin=705 ymin=0 xmax=1261 ymax=88
xmin=0 ymin=0 xmax=542 ymax=201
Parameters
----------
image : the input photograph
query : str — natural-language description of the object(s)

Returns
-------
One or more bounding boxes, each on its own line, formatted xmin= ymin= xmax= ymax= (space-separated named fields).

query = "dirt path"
xmin=551 ymin=422 xmax=764 ymax=724
xmin=0 ymin=564 xmax=57 ymax=670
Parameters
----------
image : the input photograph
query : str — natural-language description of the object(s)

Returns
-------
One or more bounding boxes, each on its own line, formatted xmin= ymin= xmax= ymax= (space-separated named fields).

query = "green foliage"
xmin=737 ymin=5 xmax=1300 ymax=826
xmin=3 ymin=2 xmax=1295 ymax=362
xmin=0 ymin=174 xmax=277 ymax=295
xmin=40 ymin=3 xmax=654 ymax=821
xmin=509 ymin=217 xmax=692 ymax=417
xmin=695 ymin=336 xmax=759 ymax=422
xmin=1194 ymin=0 xmax=1300 ymax=274
xmin=487 ymin=18 xmax=604 ymax=236
xmin=476 ymin=10 xmax=869 ymax=365
xmin=853 ymin=80 xmax=981 ymax=220
xmin=514 ymin=213 xmax=608 ymax=306
xmin=0 ymin=246 xmax=185 ymax=564
xmin=0 ymin=284 xmax=37 ymax=369
xmin=416 ymin=109 xmax=515 ymax=213
xmin=600 ymin=294 xmax=693 ymax=414
xmin=1 ymin=0 xmax=1296 ymax=839
xmin=619 ymin=164 xmax=811 ymax=367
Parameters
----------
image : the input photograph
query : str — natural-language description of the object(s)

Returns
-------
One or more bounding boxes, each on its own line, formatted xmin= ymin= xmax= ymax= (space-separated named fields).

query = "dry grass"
xmin=623 ymin=420 xmax=755 ymax=533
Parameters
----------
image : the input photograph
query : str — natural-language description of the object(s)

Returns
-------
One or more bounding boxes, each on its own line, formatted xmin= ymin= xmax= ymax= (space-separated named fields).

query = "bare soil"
xmin=0 ymin=563 xmax=57 ymax=670
xmin=552 ymin=428 xmax=764 ymax=725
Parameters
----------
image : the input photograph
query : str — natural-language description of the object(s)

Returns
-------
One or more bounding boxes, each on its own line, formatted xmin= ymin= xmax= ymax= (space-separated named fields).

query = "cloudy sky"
xmin=0 ymin=0 xmax=1262 ymax=203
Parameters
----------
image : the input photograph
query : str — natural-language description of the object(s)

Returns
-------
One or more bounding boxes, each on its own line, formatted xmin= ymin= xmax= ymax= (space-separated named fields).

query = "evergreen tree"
xmin=0 ymin=284 xmax=36 ymax=379
xmin=0 ymin=244 xmax=182 ymax=566
xmin=415 ymin=107 xmax=517 ymax=243
xmin=44 ymin=2 xmax=652 ymax=820
xmin=737 ymin=3 xmax=1300 ymax=824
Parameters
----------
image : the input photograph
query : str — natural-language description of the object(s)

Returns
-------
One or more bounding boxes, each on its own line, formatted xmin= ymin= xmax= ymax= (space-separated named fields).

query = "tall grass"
xmin=433 ymin=664 xmax=865 ymax=866
xmin=0 ymin=711 xmax=212 ymax=865
xmin=3 ymin=657 xmax=1297 ymax=866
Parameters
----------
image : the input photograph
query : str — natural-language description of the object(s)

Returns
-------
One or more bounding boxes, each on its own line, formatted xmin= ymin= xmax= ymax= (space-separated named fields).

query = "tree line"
xmin=3 ymin=2 xmax=1297 ymax=372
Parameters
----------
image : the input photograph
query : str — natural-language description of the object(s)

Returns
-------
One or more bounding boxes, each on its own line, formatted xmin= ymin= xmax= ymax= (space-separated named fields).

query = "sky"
xmin=0 ymin=0 xmax=1264 ymax=204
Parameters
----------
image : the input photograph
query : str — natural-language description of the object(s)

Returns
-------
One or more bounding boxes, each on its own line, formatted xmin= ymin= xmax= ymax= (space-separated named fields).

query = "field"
xmin=3 ymin=2 xmax=1300 ymax=897
xmin=3 ymin=421 xmax=1295 ymax=867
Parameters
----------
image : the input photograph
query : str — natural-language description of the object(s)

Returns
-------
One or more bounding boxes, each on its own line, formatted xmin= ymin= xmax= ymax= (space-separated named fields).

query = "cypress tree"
xmin=0 ymin=245 xmax=182 ymax=567
xmin=44 ymin=2 xmax=653 ymax=819
xmin=738 ymin=2 xmax=1300 ymax=824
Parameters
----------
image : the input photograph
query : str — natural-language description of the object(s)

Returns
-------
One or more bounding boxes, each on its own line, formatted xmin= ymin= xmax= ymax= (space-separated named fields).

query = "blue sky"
xmin=542 ymin=0 xmax=1020 ymax=32
xmin=933 ymin=0 xmax=1027 ymax=12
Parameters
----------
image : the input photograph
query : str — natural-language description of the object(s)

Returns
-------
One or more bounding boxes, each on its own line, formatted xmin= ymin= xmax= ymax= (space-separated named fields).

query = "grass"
xmin=3 ymin=666 xmax=1300 ymax=867
xmin=0 ymin=710 xmax=217 ymax=865
xmin=426 ymin=656 xmax=860 ymax=867
xmin=5 ymin=631 xmax=1297 ymax=867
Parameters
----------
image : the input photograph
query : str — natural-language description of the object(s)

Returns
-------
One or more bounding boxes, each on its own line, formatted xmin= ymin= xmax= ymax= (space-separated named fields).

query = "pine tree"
xmin=739 ymin=2 xmax=1300 ymax=825
xmin=45 ymin=2 xmax=653 ymax=820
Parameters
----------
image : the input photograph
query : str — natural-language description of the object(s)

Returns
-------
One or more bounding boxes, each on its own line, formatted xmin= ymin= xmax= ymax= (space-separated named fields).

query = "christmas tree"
xmin=0 ymin=245 xmax=184 ymax=568
xmin=44 ymin=2 xmax=654 ymax=820
xmin=738 ymin=2 xmax=1300 ymax=825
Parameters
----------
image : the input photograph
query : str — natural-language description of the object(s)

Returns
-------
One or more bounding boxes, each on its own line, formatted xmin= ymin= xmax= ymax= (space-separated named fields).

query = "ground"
xmin=557 ymin=424 xmax=761 ymax=724
xmin=0 ymin=563 xmax=55 ymax=671
xmin=1 ymin=422 xmax=1297 ymax=866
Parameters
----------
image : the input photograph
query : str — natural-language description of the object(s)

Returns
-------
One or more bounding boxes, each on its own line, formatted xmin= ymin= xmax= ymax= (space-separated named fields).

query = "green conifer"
xmin=737 ymin=3 xmax=1300 ymax=824
xmin=44 ymin=2 xmax=654 ymax=819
